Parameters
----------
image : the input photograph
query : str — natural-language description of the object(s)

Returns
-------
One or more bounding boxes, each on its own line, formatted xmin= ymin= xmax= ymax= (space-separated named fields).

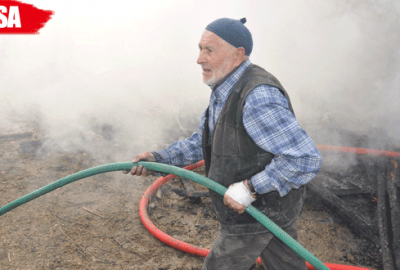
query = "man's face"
xmin=197 ymin=30 xmax=237 ymax=86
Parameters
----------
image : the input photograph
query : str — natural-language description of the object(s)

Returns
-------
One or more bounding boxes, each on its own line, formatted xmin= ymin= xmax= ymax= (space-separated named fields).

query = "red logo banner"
xmin=0 ymin=0 xmax=54 ymax=34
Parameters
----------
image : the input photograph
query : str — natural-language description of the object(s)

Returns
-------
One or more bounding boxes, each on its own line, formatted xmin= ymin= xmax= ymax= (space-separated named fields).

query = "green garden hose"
xmin=0 ymin=161 xmax=329 ymax=270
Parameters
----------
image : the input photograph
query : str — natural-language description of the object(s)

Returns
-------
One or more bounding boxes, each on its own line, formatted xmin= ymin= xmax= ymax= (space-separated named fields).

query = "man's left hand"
xmin=223 ymin=194 xmax=247 ymax=214
xmin=223 ymin=180 xmax=257 ymax=214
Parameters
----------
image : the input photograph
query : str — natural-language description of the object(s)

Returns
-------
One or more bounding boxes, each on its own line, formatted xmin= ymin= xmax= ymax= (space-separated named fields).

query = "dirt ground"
xmin=0 ymin=133 xmax=382 ymax=270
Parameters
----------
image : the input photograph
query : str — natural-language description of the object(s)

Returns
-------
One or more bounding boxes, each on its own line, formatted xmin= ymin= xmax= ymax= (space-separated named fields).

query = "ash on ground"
xmin=0 ymin=126 xmax=382 ymax=270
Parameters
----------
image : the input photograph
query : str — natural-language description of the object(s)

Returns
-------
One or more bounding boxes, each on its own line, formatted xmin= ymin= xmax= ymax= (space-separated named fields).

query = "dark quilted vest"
xmin=202 ymin=64 xmax=305 ymax=228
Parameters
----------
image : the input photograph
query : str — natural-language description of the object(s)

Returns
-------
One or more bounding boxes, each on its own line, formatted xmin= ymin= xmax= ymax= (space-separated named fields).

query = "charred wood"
xmin=377 ymin=161 xmax=395 ymax=270
xmin=0 ymin=132 xmax=33 ymax=141
xmin=306 ymin=180 xmax=380 ymax=246
xmin=387 ymin=159 xmax=400 ymax=269
xmin=178 ymin=178 xmax=203 ymax=204
xmin=330 ymin=188 xmax=371 ymax=197
xmin=171 ymin=189 xmax=211 ymax=198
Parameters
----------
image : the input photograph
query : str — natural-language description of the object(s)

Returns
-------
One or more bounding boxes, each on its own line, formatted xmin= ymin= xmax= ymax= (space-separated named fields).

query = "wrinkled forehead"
xmin=198 ymin=30 xmax=227 ymax=49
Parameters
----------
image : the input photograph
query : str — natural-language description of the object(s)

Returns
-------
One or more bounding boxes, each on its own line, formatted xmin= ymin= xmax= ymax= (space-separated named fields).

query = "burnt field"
xmin=0 ymin=131 xmax=386 ymax=270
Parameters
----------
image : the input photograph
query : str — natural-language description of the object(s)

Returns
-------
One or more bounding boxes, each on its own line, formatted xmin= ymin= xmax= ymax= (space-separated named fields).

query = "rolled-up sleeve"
xmin=243 ymin=85 xmax=322 ymax=197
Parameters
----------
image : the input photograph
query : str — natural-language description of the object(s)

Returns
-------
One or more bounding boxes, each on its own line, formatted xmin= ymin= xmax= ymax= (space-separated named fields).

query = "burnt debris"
xmin=307 ymin=155 xmax=400 ymax=270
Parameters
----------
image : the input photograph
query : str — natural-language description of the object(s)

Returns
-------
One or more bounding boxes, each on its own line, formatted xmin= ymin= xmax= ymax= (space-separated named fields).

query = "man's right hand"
xmin=122 ymin=152 xmax=156 ymax=177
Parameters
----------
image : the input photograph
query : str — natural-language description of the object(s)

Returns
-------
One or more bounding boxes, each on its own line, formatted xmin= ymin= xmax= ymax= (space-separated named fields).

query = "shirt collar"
xmin=211 ymin=59 xmax=252 ymax=101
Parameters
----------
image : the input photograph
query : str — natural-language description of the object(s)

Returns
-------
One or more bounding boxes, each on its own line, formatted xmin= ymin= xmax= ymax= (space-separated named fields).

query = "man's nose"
xmin=197 ymin=51 xmax=206 ymax=65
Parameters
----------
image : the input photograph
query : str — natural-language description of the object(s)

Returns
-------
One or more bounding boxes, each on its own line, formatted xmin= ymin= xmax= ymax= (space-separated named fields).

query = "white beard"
xmin=202 ymin=53 xmax=234 ymax=87
xmin=203 ymin=73 xmax=218 ymax=87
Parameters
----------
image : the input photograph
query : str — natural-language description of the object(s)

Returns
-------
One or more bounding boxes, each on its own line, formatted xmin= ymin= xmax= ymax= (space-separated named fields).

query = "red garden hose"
xmin=139 ymin=143 xmax=391 ymax=270
xmin=316 ymin=145 xmax=400 ymax=158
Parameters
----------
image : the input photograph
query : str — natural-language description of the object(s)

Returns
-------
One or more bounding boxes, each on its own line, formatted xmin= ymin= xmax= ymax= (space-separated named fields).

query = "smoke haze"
xmin=1 ymin=0 xmax=399 ymax=160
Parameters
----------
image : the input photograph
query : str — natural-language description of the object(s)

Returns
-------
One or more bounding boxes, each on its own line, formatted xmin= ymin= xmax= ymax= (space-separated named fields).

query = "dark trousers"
xmin=202 ymin=221 xmax=307 ymax=270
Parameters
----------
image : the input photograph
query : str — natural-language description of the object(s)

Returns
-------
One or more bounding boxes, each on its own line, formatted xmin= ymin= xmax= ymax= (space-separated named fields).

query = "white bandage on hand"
xmin=225 ymin=181 xmax=256 ymax=207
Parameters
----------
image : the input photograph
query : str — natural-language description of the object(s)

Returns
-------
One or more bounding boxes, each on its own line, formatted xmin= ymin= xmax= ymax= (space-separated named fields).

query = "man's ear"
xmin=236 ymin=47 xmax=246 ymax=61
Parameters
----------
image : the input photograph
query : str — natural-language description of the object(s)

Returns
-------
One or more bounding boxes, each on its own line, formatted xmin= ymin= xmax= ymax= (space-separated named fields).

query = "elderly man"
xmin=126 ymin=18 xmax=322 ymax=270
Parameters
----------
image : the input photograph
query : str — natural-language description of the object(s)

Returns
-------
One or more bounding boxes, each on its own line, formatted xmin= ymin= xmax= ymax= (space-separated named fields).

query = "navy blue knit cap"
xmin=206 ymin=17 xmax=253 ymax=56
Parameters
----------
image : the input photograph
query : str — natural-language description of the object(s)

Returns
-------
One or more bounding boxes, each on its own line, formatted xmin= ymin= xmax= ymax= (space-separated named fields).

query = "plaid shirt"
xmin=153 ymin=59 xmax=322 ymax=196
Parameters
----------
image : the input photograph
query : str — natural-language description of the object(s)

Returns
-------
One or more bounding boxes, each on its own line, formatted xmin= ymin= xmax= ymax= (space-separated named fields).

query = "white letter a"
xmin=8 ymin=6 xmax=21 ymax=28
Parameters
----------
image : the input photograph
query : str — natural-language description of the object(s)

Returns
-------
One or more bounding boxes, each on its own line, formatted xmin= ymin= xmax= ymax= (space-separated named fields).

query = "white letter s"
xmin=0 ymin=6 xmax=7 ymax=28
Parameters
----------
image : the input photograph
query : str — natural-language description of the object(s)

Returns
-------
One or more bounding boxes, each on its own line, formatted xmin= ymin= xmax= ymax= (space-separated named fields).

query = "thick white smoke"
xmin=1 ymin=0 xmax=399 ymax=160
